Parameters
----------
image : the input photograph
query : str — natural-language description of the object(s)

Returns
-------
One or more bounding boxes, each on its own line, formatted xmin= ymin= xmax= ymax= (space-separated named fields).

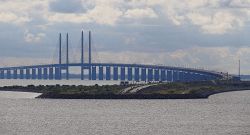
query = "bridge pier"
xmin=26 ymin=69 xmax=30 ymax=79
xmin=167 ymin=70 xmax=172 ymax=82
xmin=135 ymin=67 xmax=140 ymax=81
xmin=148 ymin=68 xmax=153 ymax=82
xmin=0 ymin=70 xmax=4 ymax=79
xmin=32 ymin=68 xmax=36 ymax=79
xmin=154 ymin=69 xmax=159 ymax=81
xmin=113 ymin=67 xmax=118 ymax=80
xmin=141 ymin=68 xmax=146 ymax=81
xmin=99 ymin=66 xmax=103 ymax=80
xmin=161 ymin=69 xmax=166 ymax=81
xmin=106 ymin=66 xmax=111 ymax=80
xmin=6 ymin=70 xmax=11 ymax=79
xmin=81 ymin=68 xmax=84 ymax=80
xmin=128 ymin=67 xmax=132 ymax=81
xmin=19 ymin=69 xmax=24 ymax=79
xmin=43 ymin=68 xmax=48 ymax=80
xmin=38 ymin=68 xmax=42 ymax=80
xmin=88 ymin=67 xmax=91 ymax=80
xmin=13 ymin=69 xmax=17 ymax=79
xmin=120 ymin=67 xmax=125 ymax=81
xmin=91 ymin=66 xmax=96 ymax=80
xmin=55 ymin=67 xmax=61 ymax=80
xmin=49 ymin=67 xmax=53 ymax=80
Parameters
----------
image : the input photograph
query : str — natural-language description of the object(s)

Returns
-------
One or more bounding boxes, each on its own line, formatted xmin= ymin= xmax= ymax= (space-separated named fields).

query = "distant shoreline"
xmin=36 ymin=89 xmax=250 ymax=99
xmin=0 ymin=81 xmax=250 ymax=99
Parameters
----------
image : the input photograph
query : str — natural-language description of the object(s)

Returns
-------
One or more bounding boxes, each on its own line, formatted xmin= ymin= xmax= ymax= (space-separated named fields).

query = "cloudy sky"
xmin=0 ymin=0 xmax=250 ymax=74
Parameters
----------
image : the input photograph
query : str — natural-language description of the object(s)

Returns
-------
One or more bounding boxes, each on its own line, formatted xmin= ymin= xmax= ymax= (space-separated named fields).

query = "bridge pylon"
xmin=81 ymin=30 xmax=84 ymax=80
xmin=88 ymin=31 xmax=92 ymax=80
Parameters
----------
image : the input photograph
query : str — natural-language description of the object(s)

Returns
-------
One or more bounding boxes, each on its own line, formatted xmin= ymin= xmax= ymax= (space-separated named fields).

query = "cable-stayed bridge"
xmin=0 ymin=31 xmax=227 ymax=82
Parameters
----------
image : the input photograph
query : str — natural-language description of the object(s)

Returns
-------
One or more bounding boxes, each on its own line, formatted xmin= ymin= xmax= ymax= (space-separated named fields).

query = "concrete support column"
xmin=0 ymin=70 xmax=4 ymax=79
xmin=7 ymin=70 xmax=11 ymax=79
xmin=148 ymin=68 xmax=153 ymax=82
xmin=167 ymin=70 xmax=172 ymax=82
xmin=128 ymin=67 xmax=133 ymax=81
xmin=106 ymin=67 xmax=111 ymax=80
xmin=141 ymin=68 xmax=146 ymax=81
xmin=154 ymin=69 xmax=159 ymax=81
xmin=38 ymin=68 xmax=42 ymax=80
xmin=160 ymin=69 xmax=166 ymax=81
xmin=88 ymin=67 xmax=92 ymax=80
xmin=92 ymin=66 xmax=96 ymax=80
xmin=55 ymin=67 xmax=61 ymax=80
xmin=13 ymin=69 xmax=17 ymax=79
xmin=113 ymin=67 xmax=118 ymax=80
xmin=19 ymin=69 xmax=24 ymax=79
xmin=49 ymin=67 xmax=53 ymax=80
xmin=81 ymin=68 xmax=84 ymax=80
xmin=32 ymin=68 xmax=36 ymax=79
xmin=43 ymin=68 xmax=48 ymax=80
xmin=135 ymin=67 xmax=140 ymax=81
xmin=120 ymin=67 xmax=125 ymax=81
xmin=99 ymin=66 xmax=103 ymax=80
xmin=26 ymin=69 xmax=30 ymax=79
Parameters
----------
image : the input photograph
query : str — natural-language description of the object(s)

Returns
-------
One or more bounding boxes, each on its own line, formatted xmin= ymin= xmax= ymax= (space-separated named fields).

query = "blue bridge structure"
xmin=0 ymin=31 xmax=226 ymax=82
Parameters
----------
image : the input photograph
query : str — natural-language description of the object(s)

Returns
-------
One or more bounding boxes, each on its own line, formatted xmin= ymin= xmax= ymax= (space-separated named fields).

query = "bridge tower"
xmin=66 ymin=33 xmax=69 ymax=80
xmin=59 ymin=33 xmax=62 ymax=65
xmin=81 ymin=31 xmax=84 ymax=80
xmin=59 ymin=33 xmax=62 ymax=79
xmin=88 ymin=31 xmax=92 ymax=80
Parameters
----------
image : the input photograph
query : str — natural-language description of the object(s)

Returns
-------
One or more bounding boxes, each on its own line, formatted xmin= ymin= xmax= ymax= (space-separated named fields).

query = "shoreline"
xmin=0 ymin=91 xmax=42 ymax=99
xmin=1 ymin=81 xmax=250 ymax=99
xmin=36 ymin=89 xmax=250 ymax=99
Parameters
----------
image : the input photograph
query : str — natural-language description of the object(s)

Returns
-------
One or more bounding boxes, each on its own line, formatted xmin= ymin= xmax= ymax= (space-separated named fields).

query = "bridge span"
xmin=0 ymin=31 xmax=225 ymax=82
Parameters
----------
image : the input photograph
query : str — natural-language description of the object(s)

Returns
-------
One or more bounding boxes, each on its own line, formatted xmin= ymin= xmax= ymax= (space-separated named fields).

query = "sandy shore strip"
xmin=0 ymin=91 xmax=42 ymax=99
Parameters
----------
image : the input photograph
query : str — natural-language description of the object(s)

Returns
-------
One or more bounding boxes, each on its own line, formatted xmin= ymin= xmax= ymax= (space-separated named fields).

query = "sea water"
xmin=0 ymin=90 xmax=249 ymax=135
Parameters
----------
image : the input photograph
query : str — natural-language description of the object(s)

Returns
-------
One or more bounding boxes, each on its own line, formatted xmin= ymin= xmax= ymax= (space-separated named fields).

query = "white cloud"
xmin=24 ymin=30 xmax=46 ymax=43
xmin=0 ymin=0 xmax=249 ymax=34
xmin=229 ymin=0 xmax=250 ymax=8
xmin=0 ymin=12 xmax=30 ymax=25
xmin=87 ymin=5 xmax=123 ymax=25
xmin=0 ymin=0 xmax=49 ymax=29
xmin=124 ymin=8 xmax=158 ymax=19
xmin=46 ymin=13 xmax=91 ymax=24
xmin=187 ymin=11 xmax=244 ymax=34
xmin=161 ymin=0 xmax=250 ymax=34
xmin=47 ymin=1 xmax=123 ymax=25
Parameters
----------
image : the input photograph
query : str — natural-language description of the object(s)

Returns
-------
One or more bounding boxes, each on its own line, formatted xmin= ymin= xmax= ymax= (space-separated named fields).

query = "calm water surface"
xmin=0 ymin=90 xmax=249 ymax=135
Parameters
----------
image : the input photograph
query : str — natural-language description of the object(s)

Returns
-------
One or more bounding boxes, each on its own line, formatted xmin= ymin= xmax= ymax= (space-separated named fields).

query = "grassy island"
xmin=0 ymin=80 xmax=249 ymax=99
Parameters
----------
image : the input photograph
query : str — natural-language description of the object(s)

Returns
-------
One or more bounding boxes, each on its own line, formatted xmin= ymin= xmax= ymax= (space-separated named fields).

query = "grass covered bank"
xmin=0 ymin=81 xmax=250 ymax=99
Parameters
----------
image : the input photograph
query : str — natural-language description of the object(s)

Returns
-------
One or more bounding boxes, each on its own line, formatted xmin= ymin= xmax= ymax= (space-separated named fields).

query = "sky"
xmin=0 ymin=0 xmax=250 ymax=74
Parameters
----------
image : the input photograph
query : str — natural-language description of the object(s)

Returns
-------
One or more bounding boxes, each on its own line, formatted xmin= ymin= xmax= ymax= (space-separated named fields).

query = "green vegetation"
xmin=0 ymin=84 xmax=131 ymax=95
xmin=138 ymin=81 xmax=250 ymax=95
xmin=0 ymin=80 xmax=250 ymax=99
